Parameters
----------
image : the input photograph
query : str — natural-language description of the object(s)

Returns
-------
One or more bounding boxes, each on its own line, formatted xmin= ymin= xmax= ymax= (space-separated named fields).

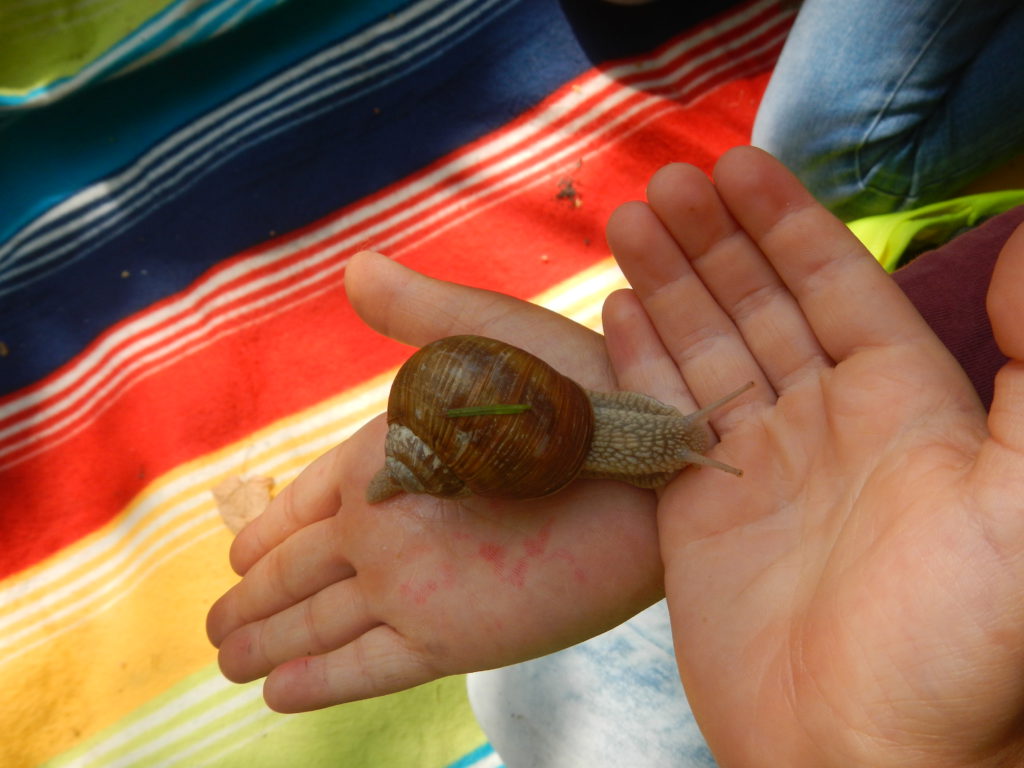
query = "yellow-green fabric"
xmin=0 ymin=0 xmax=285 ymax=106
xmin=849 ymin=189 xmax=1024 ymax=271
xmin=1 ymin=0 xmax=173 ymax=99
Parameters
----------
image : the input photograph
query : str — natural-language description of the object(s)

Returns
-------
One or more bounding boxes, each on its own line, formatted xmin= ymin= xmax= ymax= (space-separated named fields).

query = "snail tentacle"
xmin=366 ymin=469 xmax=402 ymax=504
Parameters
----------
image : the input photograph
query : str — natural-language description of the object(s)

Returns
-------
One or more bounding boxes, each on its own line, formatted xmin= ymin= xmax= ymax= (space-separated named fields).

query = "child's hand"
xmin=206 ymin=253 xmax=663 ymax=712
xmin=602 ymin=146 xmax=1024 ymax=767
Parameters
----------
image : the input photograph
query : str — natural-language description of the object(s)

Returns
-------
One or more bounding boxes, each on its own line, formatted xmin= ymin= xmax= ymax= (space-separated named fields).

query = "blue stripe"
xmin=445 ymin=742 xmax=501 ymax=768
xmin=0 ymin=0 xmax=493 ymax=272
xmin=0 ymin=0 xmax=413 ymax=249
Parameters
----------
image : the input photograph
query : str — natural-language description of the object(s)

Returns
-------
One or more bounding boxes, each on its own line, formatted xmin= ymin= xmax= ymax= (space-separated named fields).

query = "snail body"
xmin=366 ymin=335 xmax=751 ymax=504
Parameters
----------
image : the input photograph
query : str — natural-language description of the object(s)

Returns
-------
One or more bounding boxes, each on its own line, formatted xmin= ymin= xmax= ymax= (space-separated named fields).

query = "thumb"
xmin=344 ymin=250 xmax=455 ymax=344
xmin=986 ymin=222 xmax=1024 ymax=453
xmin=344 ymin=250 xmax=545 ymax=345
xmin=343 ymin=251 xmax=608 ymax=379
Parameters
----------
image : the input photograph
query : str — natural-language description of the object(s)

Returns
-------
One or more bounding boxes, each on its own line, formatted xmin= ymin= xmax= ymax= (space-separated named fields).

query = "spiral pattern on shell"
xmin=383 ymin=335 xmax=595 ymax=499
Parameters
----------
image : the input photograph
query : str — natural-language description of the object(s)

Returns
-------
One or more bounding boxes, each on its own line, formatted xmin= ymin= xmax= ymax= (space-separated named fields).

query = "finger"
xmin=208 ymin=516 xmax=354 ymax=647
xmin=645 ymin=162 xmax=832 ymax=390
xmin=713 ymin=146 xmax=940 ymax=362
xmin=606 ymin=199 xmax=774 ymax=417
xmin=987 ymin=222 xmax=1024 ymax=454
xmin=229 ymin=439 xmax=347 ymax=576
xmin=217 ymin=578 xmax=377 ymax=684
xmin=603 ymin=289 xmax=755 ymax=440
xmin=263 ymin=624 xmax=437 ymax=712
xmin=345 ymin=250 xmax=612 ymax=388
xmin=602 ymin=289 xmax=698 ymax=412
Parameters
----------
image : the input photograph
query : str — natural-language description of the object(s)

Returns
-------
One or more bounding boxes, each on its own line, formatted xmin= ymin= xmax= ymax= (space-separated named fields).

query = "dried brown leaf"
xmin=212 ymin=475 xmax=274 ymax=534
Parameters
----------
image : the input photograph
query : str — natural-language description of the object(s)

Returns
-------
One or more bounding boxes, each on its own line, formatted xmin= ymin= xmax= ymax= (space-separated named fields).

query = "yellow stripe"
xmin=0 ymin=261 xmax=625 ymax=763
xmin=533 ymin=256 xmax=627 ymax=329
xmin=5 ymin=522 xmax=232 ymax=767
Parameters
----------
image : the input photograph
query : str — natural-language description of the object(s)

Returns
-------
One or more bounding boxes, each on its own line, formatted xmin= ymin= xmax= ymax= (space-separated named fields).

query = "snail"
xmin=366 ymin=335 xmax=752 ymax=504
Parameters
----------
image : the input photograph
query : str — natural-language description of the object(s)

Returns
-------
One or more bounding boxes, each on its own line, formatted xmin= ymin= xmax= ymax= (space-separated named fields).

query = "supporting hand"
xmin=602 ymin=146 xmax=1024 ymax=768
xmin=206 ymin=253 xmax=662 ymax=712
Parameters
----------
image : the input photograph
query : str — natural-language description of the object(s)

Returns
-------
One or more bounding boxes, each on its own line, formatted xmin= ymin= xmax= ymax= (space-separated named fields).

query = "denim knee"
xmin=752 ymin=110 xmax=910 ymax=221
xmin=752 ymin=0 xmax=1024 ymax=221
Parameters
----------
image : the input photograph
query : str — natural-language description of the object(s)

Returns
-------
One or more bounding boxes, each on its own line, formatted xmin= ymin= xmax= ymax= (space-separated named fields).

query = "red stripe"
xmin=0 ymin=250 xmax=346 ymax=462
xmin=281 ymin=5 xmax=791 ymax=260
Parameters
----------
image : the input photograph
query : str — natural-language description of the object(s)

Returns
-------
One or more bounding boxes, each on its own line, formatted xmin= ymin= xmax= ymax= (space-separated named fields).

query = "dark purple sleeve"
xmin=891 ymin=205 xmax=1024 ymax=410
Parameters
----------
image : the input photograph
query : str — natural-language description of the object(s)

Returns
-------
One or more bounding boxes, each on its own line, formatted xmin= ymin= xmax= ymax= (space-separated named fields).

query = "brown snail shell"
xmin=370 ymin=335 xmax=593 ymax=501
xmin=366 ymin=335 xmax=751 ymax=504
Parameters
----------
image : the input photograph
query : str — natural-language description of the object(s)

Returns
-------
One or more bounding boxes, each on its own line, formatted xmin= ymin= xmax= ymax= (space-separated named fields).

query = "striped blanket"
xmin=0 ymin=1 xmax=793 ymax=765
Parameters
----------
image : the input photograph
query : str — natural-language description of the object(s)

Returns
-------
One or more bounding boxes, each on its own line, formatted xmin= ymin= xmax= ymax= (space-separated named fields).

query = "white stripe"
xmin=541 ymin=263 xmax=628 ymax=319
xmin=206 ymin=0 xmax=286 ymax=37
xmin=154 ymin=706 xmax=281 ymax=768
xmin=107 ymin=691 xmax=272 ymax=768
xmin=0 ymin=4 xmax=789 ymax=464
xmin=62 ymin=675 xmax=270 ymax=768
xmin=118 ymin=0 xmax=279 ymax=79
xmin=473 ymin=750 xmax=505 ymax=768
xmin=58 ymin=672 xmax=237 ymax=767
xmin=177 ymin=708 xmax=285 ymax=768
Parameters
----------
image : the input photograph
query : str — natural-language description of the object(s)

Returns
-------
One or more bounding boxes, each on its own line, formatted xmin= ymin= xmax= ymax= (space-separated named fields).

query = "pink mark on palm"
xmin=477 ymin=519 xmax=585 ymax=587
xmin=399 ymin=579 xmax=439 ymax=605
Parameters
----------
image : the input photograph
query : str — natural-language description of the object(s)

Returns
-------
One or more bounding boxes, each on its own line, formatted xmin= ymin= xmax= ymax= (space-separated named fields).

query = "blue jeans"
xmin=752 ymin=0 xmax=1024 ymax=220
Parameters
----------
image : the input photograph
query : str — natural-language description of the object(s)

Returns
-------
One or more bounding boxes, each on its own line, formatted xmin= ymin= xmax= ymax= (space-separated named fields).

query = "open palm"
xmin=602 ymin=147 xmax=1024 ymax=767
xmin=206 ymin=251 xmax=664 ymax=713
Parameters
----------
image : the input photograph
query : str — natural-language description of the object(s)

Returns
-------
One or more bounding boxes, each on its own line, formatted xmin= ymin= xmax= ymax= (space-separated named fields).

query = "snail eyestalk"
xmin=445 ymin=404 xmax=532 ymax=418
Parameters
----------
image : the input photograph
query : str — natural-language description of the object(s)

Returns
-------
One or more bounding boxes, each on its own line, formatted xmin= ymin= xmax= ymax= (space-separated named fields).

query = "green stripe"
xmin=0 ymin=0 xmax=175 ymax=96
xmin=44 ymin=665 xmax=488 ymax=767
